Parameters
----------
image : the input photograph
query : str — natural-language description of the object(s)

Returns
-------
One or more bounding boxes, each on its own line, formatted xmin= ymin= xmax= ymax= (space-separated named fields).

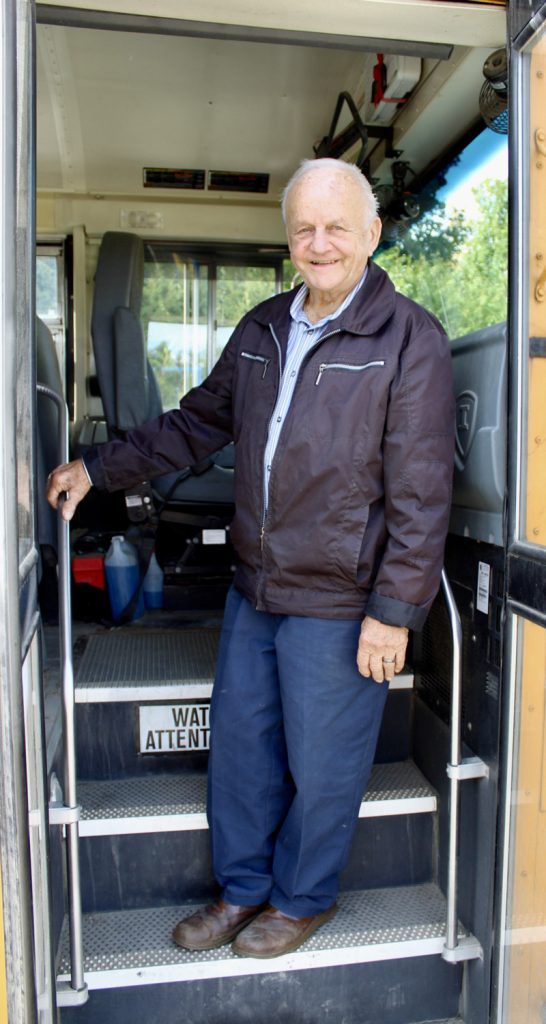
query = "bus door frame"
xmin=0 ymin=1 xmax=58 ymax=1021
xmin=494 ymin=2 xmax=546 ymax=1021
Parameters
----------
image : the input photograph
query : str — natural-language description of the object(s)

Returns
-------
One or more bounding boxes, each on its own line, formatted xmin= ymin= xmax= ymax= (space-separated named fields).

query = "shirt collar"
xmin=290 ymin=266 xmax=369 ymax=330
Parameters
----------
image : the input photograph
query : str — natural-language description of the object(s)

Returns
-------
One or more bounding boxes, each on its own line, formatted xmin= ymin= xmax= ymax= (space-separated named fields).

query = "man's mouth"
xmin=310 ymin=260 xmax=338 ymax=266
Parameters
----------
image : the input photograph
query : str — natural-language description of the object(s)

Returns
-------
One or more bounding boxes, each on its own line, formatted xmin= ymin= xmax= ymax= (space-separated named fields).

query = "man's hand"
xmin=357 ymin=615 xmax=409 ymax=684
xmin=46 ymin=459 xmax=91 ymax=522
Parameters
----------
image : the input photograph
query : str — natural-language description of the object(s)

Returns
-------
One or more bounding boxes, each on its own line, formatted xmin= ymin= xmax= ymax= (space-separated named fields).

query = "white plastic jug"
xmin=104 ymin=535 xmax=145 ymax=622
xmin=143 ymin=551 xmax=164 ymax=610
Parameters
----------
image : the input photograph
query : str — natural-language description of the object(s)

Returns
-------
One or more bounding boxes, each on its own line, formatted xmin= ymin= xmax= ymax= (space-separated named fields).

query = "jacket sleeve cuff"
xmin=365 ymin=592 xmax=428 ymax=631
xmin=80 ymin=457 xmax=93 ymax=486
xmin=80 ymin=445 xmax=108 ymax=490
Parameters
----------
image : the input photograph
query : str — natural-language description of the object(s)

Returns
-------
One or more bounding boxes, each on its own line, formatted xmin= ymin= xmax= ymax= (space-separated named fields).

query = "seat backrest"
xmin=36 ymin=317 xmax=63 ymax=550
xmin=449 ymin=321 xmax=507 ymax=546
xmin=91 ymin=232 xmax=162 ymax=435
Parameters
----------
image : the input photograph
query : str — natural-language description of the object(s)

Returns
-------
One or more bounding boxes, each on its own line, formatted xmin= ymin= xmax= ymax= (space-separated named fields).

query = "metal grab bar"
xmin=37 ymin=384 xmax=88 ymax=1004
xmin=441 ymin=569 xmax=463 ymax=952
xmin=440 ymin=568 xmax=487 ymax=964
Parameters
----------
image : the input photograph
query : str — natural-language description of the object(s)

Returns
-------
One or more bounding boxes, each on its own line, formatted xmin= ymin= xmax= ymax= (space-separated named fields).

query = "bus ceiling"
xmin=35 ymin=1 xmax=507 ymax=243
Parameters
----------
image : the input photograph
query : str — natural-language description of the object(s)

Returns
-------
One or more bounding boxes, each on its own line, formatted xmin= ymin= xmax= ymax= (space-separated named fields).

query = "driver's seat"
xmin=89 ymin=231 xmax=234 ymax=507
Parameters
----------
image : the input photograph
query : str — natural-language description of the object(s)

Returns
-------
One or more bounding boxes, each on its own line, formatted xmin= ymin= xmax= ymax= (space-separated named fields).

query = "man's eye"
xmin=296 ymin=227 xmax=312 ymax=237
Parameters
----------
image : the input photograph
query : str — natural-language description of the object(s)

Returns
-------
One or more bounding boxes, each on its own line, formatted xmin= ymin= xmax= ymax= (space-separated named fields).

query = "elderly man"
xmin=47 ymin=158 xmax=454 ymax=959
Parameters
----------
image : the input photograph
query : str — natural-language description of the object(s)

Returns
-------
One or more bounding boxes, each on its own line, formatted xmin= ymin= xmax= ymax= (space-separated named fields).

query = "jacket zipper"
xmin=260 ymin=326 xmax=342 ymax=549
xmin=260 ymin=326 xmax=285 ymax=550
xmin=267 ymin=325 xmax=283 ymax=382
xmin=315 ymin=359 xmax=385 ymax=385
xmin=240 ymin=350 xmax=271 ymax=380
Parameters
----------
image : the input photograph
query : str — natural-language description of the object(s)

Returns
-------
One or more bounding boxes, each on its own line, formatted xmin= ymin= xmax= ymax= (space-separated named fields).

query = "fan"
xmin=479 ymin=48 xmax=508 ymax=135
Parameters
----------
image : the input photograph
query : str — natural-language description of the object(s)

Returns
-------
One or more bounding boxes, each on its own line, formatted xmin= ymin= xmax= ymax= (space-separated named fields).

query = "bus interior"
xmin=5 ymin=1 xmax=544 ymax=1023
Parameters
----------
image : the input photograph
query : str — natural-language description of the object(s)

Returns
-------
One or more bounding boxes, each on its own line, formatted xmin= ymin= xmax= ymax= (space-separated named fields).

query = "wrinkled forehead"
xmin=286 ymin=172 xmax=366 ymax=226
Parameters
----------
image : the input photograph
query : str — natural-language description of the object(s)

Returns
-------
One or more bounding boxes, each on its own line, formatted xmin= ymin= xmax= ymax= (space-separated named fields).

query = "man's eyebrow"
xmin=291 ymin=219 xmax=351 ymax=229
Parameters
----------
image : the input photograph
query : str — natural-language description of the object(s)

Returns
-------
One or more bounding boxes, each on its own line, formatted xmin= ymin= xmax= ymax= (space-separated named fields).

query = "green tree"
xmin=216 ymin=266 xmax=276 ymax=326
xmin=397 ymin=207 xmax=468 ymax=261
xmin=375 ymin=179 xmax=507 ymax=339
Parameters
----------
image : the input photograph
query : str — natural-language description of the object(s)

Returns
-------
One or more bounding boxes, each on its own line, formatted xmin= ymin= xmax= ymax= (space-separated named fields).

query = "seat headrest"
xmin=36 ymin=317 xmax=63 ymax=549
xmin=37 ymin=316 xmax=63 ymax=395
xmin=91 ymin=232 xmax=145 ymax=429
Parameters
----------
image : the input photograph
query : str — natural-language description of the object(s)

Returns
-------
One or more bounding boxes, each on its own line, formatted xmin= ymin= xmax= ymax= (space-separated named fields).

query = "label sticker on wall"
xmin=477 ymin=561 xmax=491 ymax=615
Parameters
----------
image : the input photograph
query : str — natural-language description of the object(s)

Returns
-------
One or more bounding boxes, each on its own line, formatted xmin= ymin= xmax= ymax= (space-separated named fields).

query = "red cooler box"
xmin=72 ymin=554 xmax=106 ymax=590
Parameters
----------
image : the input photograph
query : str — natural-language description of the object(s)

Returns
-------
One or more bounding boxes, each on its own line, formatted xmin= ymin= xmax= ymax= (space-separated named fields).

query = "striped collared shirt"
xmin=263 ymin=267 xmax=368 ymax=514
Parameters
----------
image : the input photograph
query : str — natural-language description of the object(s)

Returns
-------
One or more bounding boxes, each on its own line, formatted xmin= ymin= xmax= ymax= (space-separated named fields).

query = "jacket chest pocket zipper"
xmin=315 ymin=360 xmax=385 ymax=386
xmin=241 ymin=351 xmax=271 ymax=379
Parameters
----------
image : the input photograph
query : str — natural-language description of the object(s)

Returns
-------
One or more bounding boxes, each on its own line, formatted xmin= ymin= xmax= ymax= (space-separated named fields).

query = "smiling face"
xmin=285 ymin=169 xmax=382 ymax=310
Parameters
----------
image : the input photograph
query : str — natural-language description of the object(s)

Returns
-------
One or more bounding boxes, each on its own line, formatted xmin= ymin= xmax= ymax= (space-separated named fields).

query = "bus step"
xmin=74 ymin=627 xmax=414 ymax=703
xmin=75 ymin=627 xmax=222 ymax=703
xmin=57 ymin=882 xmax=475 ymax=991
xmin=78 ymin=760 xmax=437 ymax=837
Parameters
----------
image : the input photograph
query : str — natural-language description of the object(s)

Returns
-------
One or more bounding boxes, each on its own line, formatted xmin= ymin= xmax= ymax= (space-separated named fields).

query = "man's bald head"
xmin=281 ymin=159 xmax=379 ymax=230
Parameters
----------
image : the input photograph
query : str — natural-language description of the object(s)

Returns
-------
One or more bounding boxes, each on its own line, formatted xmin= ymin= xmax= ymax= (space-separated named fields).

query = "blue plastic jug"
xmin=143 ymin=551 xmax=164 ymax=610
xmin=104 ymin=535 xmax=145 ymax=622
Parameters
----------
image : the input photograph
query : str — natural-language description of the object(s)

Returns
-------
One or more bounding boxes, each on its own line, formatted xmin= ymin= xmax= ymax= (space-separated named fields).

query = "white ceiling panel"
xmin=37 ymin=25 xmax=361 ymax=194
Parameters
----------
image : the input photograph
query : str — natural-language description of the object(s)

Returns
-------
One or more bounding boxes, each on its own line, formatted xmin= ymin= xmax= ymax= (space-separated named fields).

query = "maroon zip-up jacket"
xmin=84 ymin=261 xmax=455 ymax=630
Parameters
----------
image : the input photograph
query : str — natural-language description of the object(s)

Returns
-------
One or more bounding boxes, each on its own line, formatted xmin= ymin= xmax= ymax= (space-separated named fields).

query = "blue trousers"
xmin=207 ymin=586 xmax=389 ymax=917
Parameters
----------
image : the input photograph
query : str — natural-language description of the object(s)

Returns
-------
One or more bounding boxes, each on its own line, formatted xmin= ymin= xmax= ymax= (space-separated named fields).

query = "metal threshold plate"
xmin=78 ymin=761 xmax=437 ymax=836
xmin=75 ymin=628 xmax=413 ymax=703
xmin=57 ymin=883 xmax=466 ymax=990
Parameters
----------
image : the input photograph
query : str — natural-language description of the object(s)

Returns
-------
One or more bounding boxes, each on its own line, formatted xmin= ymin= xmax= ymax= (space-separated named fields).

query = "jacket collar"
xmin=252 ymin=261 xmax=397 ymax=340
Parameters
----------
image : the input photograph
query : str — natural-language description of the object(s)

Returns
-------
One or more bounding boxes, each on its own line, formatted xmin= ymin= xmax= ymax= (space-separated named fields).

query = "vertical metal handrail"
xmin=439 ymin=570 xmax=487 ymax=965
xmin=440 ymin=568 xmax=464 ymax=952
xmin=37 ymin=384 xmax=86 ymax=997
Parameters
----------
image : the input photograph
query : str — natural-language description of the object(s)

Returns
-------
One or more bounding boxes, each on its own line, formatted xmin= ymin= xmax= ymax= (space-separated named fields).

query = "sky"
xmin=439 ymin=130 xmax=508 ymax=217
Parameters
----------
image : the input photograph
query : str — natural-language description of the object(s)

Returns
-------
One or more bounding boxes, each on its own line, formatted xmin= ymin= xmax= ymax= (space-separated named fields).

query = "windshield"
xmin=375 ymin=129 xmax=508 ymax=340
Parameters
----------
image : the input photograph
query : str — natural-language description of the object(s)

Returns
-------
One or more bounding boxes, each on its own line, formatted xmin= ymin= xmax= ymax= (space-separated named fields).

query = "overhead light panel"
xmin=143 ymin=168 xmax=205 ymax=189
xmin=208 ymin=171 xmax=269 ymax=193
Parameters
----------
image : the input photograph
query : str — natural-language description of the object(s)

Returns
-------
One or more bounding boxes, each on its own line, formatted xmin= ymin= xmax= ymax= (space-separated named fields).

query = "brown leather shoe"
xmin=232 ymin=903 xmax=337 ymax=958
xmin=172 ymin=898 xmax=266 ymax=951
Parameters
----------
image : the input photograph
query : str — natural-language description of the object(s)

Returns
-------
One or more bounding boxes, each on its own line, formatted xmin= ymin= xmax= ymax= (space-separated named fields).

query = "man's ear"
xmin=368 ymin=216 xmax=382 ymax=253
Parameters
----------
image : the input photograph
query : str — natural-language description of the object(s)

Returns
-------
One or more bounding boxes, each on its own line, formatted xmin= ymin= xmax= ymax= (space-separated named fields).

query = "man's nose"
xmin=310 ymin=228 xmax=331 ymax=253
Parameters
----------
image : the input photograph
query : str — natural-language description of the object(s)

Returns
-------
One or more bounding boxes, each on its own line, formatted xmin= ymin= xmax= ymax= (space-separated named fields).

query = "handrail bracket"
xmin=442 ymin=935 xmax=483 ymax=964
xmin=49 ymin=804 xmax=82 ymax=827
xmin=446 ymin=756 xmax=489 ymax=781
xmin=55 ymin=982 xmax=89 ymax=1008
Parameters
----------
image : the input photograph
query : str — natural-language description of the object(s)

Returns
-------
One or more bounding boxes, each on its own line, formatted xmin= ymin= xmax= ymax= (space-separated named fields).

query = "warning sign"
xmin=139 ymin=703 xmax=210 ymax=753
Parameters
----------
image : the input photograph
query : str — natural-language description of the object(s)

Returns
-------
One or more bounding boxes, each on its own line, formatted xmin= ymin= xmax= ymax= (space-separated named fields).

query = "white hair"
xmin=281 ymin=158 xmax=379 ymax=228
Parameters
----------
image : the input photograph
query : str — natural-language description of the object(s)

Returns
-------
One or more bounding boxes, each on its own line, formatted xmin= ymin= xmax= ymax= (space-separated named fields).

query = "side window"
xmin=142 ymin=248 xmax=284 ymax=410
xmin=141 ymin=256 xmax=209 ymax=411
xmin=214 ymin=265 xmax=277 ymax=363
xmin=375 ymin=130 xmax=508 ymax=339
xmin=36 ymin=244 xmax=65 ymax=386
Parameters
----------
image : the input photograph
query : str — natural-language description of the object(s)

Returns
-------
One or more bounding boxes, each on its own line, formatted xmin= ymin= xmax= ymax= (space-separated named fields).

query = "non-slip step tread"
xmin=75 ymin=627 xmax=413 ymax=702
xmin=75 ymin=629 xmax=221 ymax=702
xmin=78 ymin=760 xmax=437 ymax=836
xmin=57 ymin=883 xmax=466 ymax=988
